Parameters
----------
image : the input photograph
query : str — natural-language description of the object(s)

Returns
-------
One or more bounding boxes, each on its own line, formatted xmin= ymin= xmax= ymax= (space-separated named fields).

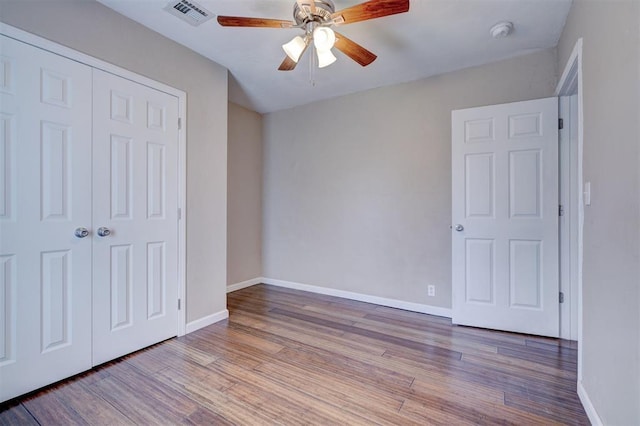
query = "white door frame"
xmin=555 ymin=39 xmax=584 ymax=375
xmin=558 ymin=96 xmax=580 ymax=341
xmin=0 ymin=23 xmax=188 ymax=336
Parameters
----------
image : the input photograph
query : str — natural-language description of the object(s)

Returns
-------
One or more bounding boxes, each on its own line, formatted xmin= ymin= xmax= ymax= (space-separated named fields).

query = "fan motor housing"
xmin=293 ymin=0 xmax=335 ymax=25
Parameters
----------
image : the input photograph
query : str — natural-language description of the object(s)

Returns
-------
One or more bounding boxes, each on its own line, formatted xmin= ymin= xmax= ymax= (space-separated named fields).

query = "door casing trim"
xmin=555 ymin=37 xmax=584 ymax=379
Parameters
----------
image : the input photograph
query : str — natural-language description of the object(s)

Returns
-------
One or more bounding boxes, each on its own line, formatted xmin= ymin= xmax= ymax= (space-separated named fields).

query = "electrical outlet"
xmin=427 ymin=285 xmax=436 ymax=297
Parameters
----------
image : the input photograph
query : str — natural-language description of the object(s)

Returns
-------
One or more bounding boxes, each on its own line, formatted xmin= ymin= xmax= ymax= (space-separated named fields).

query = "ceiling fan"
xmin=217 ymin=0 xmax=410 ymax=71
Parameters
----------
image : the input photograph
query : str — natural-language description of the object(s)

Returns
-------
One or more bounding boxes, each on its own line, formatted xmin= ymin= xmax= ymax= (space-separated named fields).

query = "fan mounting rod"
xmin=293 ymin=1 xmax=335 ymax=26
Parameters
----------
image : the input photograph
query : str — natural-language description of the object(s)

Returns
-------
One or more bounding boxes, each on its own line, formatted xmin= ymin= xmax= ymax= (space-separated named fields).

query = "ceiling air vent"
xmin=164 ymin=0 xmax=214 ymax=26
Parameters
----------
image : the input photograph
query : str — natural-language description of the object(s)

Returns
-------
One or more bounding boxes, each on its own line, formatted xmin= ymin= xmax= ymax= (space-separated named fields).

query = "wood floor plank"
xmin=365 ymin=311 xmax=531 ymax=351
xmin=91 ymin=375 xmax=187 ymax=424
xmin=208 ymin=325 xmax=287 ymax=354
xmin=0 ymin=284 xmax=589 ymax=425
xmin=121 ymin=342 xmax=186 ymax=375
xmin=21 ymin=387 xmax=90 ymax=426
xmin=225 ymin=380 xmax=363 ymax=425
xmin=230 ymin=311 xmax=389 ymax=357
xmin=407 ymin=379 xmax=567 ymax=425
xmin=205 ymin=357 xmax=376 ymax=425
xmin=19 ymin=383 xmax=88 ymax=425
xmin=182 ymin=406 xmax=235 ymax=426
xmin=399 ymin=397 xmax=481 ymax=426
xmin=276 ymin=345 xmax=417 ymax=393
xmin=230 ymin=317 xmax=513 ymax=405
xmin=161 ymin=338 xmax=221 ymax=366
xmin=106 ymin=361 xmax=200 ymax=415
xmin=156 ymin=361 xmax=236 ymax=393
xmin=385 ymin=348 xmax=580 ymax=404
xmin=504 ymin=392 xmax=588 ymax=425
xmin=0 ymin=403 xmax=38 ymax=425
xmin=163 ymin=379 xmax=275 ymax=425
xmin=410 ymin=375 xmax=505 ymax=405
xmin=525 ymin=334 xmax=579 ymax=349
xmin=462 ymin=352 xmax=578 ymax=382
xmin=35 ymin=381 xmax=133 ymax=425
xmin=302 ymin=301 xmax=501 ymax=358
xmin=254 ymin=357 xmax=408 ymax=418
xmin=497 ymin=345 xmax=578 ymax=370
xmin=351 ymin=318 xmax=500 ymax=356
xmin=271 ymin=307 xmax=463 ymax=361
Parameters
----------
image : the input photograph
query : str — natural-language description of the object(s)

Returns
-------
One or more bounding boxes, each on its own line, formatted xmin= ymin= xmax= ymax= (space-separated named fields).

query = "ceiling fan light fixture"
xmin=219 ymin=0 xmax=411 ymax=72
xmin=316 ymin=48 xmax=337 ymax=68
xmin=282 ymin=36 xmax=307 ymax=62
xmin=313 ymin=26 xmax=336 ymax=51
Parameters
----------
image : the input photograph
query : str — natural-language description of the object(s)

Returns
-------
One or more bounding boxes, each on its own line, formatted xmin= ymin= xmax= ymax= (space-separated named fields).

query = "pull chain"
xmin=308 ymin=24 xmax=316 ymax=86
xmin=309 ymin=44 xmax=317 ymax=86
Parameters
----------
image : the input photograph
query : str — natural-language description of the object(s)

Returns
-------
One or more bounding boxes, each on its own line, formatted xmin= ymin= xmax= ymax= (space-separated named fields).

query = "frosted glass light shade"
xmin=316 ymin=48 xmax=337 ymax=68
xmin=282 ymin=36 xmax=306 ymax=63
xmin=313 ymin=27 xmax=336 ymax=51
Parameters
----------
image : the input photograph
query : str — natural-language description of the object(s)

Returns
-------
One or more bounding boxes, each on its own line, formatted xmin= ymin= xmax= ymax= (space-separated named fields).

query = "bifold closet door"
xmin=0 ymin=36 xmax=93 ymax=401
xmin=91 ymin=69 xmax=179 ymax=366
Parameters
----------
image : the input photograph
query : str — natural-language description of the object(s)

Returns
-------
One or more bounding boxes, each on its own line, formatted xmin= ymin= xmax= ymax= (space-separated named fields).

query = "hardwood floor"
xmin=1 ymin=284 xmax=589 ymax=425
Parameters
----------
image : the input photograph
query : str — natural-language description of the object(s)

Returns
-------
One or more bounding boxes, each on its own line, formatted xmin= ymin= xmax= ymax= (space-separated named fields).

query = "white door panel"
xmin=452 ymin=97 xmax=559 ymax=337
xmin=0 ymin=35 xmax=182 ymax=401
xmin=0 ymin=35 xmax=92 ymax=401
xmin=92 ymin=69 xmax=178 ymax=366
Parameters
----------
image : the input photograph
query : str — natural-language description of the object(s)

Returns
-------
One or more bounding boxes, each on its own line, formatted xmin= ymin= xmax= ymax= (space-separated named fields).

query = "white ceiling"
xmin=97 ymin=0 xmax=572 ymax=113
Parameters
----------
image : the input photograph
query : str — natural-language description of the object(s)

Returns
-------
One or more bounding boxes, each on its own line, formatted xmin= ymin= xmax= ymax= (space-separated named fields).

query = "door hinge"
xmin=178 ymin=298 xmax=181 ymax=310
xmin=178 ymin=208 xmax=182 ymax=220
xmin=559 ymin=204 xmax=564 ymax=216
xmin=558 ymin=118 xmax=564 ymax=130
xmin=559 ymin=292 xmax=564 ymax=303
xmin=178 ymin=117 xmax=182 ymax=130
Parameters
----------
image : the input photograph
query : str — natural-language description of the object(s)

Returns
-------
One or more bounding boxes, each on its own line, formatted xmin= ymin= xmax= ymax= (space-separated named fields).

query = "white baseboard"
xmin=227 ymin=277 xmax=263 ymax=293
xmin=185 ymin=309 xmax=229 ymax=334
xmin=262 ymin=277 xmax=452 ymax=318
xmin=577 ymin=380 xmax=603 ymax=426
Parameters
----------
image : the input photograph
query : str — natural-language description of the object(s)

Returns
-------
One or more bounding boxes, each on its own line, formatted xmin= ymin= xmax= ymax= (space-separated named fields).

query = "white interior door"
xmin=91 ymin=69 xmax=179 ymax=366
xmin=451 ymin=97 xmax=559 ymax=337
xmin=0 ymin=36 xmax=92 ymax=401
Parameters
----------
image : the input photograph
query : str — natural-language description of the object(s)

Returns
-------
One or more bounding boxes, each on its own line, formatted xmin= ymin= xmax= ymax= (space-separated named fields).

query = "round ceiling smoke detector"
xmin=490 ymin=21 xmax=514 ymax=39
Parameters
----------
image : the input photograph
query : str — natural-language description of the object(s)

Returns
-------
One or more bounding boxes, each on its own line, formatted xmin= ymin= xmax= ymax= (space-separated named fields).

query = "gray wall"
xmin=228 ymin=102 xmax=263 ymax=285
xmin=0 ymin=0 xmax=229 ymax=323
xmin=557 ymin=0 xmax=640 ymax=423
xmin=263 ymin=48 xmax=557 ymax=308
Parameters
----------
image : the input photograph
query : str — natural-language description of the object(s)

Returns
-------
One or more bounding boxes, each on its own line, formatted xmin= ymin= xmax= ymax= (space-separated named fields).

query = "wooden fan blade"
xmin=331 ymin=0 xmax=409 ymax=25
xmin=278 ymin=56 xmax=299 ymax=71
xmin=217 ymin=16 xmax=294 ymax=28
xmin=334 ymin=31 xmax=377 ymax=66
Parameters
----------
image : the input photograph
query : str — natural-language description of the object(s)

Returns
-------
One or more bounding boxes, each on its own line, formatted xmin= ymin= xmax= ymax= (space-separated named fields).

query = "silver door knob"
xmin=74 ymin=227 xmax=89 ymax=238
xmin=454 ymin=224 xmax=464 ymax=232
xmin=97 ymin=227 xmax=111 ymax=237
